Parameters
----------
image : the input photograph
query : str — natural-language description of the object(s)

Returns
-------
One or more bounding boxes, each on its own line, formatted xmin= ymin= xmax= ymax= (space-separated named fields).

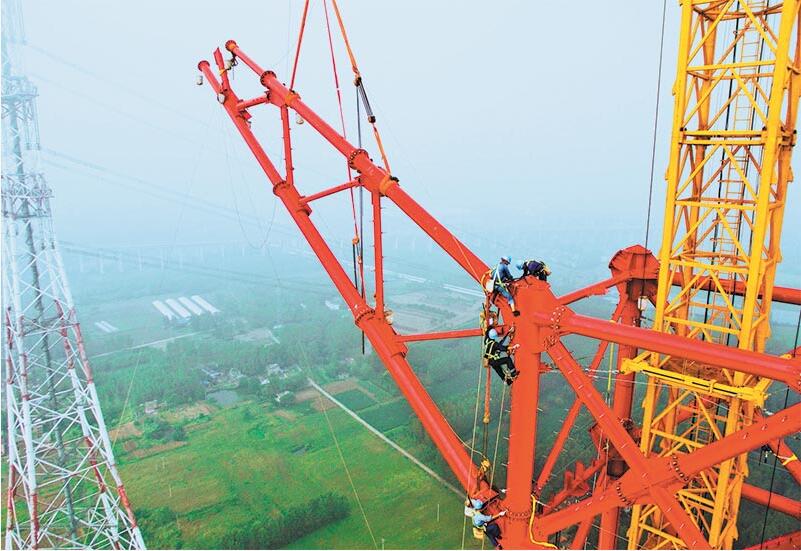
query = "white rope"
xmin=318 ymin=394 xmax=379 ymax=549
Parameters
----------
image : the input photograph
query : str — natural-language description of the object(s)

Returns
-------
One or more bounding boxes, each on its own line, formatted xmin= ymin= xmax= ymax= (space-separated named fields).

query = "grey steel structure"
xmin=1 ymin=1 xmax=145 ymax=548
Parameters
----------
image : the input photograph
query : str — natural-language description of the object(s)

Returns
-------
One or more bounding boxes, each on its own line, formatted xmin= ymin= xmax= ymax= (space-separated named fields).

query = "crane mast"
xmin=628 ymin=2 xmax=801 ymax=548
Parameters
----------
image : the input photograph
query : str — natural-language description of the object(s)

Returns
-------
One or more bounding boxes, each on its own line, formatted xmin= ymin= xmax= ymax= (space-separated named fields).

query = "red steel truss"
xmin=198 ymin=41 xmax=801 ymax=550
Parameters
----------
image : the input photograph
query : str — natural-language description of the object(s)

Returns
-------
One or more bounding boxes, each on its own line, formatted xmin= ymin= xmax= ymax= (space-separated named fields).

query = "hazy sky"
xmin=13 ymin=1 xmax=801 ymax=285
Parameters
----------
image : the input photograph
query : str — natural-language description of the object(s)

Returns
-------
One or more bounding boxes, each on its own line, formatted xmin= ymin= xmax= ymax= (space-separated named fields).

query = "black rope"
xmin=757 ymin=307 xmax=800 ymax=549
xmin=793 ymin=306 xmax=801 ymax=359
xmin=703 ymin=12 xmax=739 ymax=338
xmin=643 ymin=0 xmax=668 ymax=253
xmin=758 ymin=385 xmax=791 ymax=549
xmin=356 ymin=86 xmax=366 ymax=354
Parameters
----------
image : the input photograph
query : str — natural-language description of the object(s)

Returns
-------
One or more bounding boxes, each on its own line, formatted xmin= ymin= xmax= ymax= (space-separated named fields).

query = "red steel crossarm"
xmin=298 ymin=180 xmax=359 ymax=205
xmin=198 ymin=52 xmax=489 ymax=495
xmin=236 ymin=95 xmax=269 ymax=111
xmin=547 ymin=310 xmax=801 ymax=391
xmin=546 ymin=340 xmax=711 ymax=549
xmin=739 ymin=483 xmax=801 ymax=519
xmin=532 ymin=402 xmax=801 ymax=540
xmin=556 ymin=273 xmax=631 ymax=305
xmin=223 ymin=40 xmax=489 ymax=283
xmin=396 ymin=328 xmax=483 ymax=342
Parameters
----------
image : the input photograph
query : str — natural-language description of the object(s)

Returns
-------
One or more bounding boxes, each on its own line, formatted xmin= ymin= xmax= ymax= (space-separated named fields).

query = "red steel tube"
xmin=547 ymin=340 xmax=710 ymax=548
xmin=236 ymin=95 xmax=270 ymax=111
xmin=298 ymin=180 xmax=359 ymax=205
xmin=754 ymin=410 xmax=801 ymax=487
xmin=740 ymin=483 xmax=801 ymax=519
xmin=200 ymin=60 xmax=484 ymax=493
xmin=536 ymin=297 xmax=627 ymax=495
xmin=225 ymin=40 xmax=264 ymax=74
xmin=671 ymin=273 xmax=801 ymax=306
xmin=372 ymin=191 xmax=385 ymax=317
xmin=599 ymin=295 xmax=640 ymax=549
xmin=396 ymin=328 xmax=482 ymax=342
xmin=557 ymin=274 xmax=630 ymax=305
xmin=745 ymin=530 xmax=801 ymax=550
xmin=532 ymin=402 xmax=801 ymax=539
xmin=535 ymin=340 xmax=612 ymax=496
xmin=503 ymin=350 xmax=544 ymax=543
xmin=571 ymin=516 xmax=594 ymax=550
xmin=225 ymin=41 xmax=489 ymax=283
xmin=554 ymin=311 xmax=801 ymax=391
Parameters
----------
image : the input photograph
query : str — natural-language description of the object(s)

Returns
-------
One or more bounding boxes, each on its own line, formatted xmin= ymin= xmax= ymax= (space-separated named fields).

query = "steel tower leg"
xmin=1 ymin=1 xmax=145 ymax=548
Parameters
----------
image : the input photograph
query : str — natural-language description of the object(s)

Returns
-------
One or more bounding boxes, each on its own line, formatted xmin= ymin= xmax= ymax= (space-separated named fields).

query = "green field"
xmin=118 ymin=401 xmax=480 ymax=549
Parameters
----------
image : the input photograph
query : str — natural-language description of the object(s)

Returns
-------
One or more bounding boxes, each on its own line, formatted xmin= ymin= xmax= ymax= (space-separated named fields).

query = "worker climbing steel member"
xmin=516 ymin=258 xmax=551 ymax=281
xmin=464 ymin=499 xmax=507 ymax=549
xmin=483 ymin=327 xmax=519 ymax=385
xmin=486 ymin=255 xmax=519 ymax=315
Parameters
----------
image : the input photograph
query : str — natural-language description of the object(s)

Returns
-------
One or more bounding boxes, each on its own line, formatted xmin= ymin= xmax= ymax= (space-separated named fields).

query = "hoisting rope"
xmin=318 ymin=393 xmax=379 ymax=549
xmin=293 ymin=332 xmax=378 ymax=549
xmin=482 ymin=360 xmax=492 ymax=457
xmin=289 ymin=0 xmax=311 ymax=91
xmin=321 ymin=0 xmax=364 ymax=300
xmin=480 ymin=302 xmax=493 ymax=458
xmin=606 ymin=342 xmax=616 ymax=402
xmin=329 ymin=0 xmax=391 ymax=172
xmin=488 ymin=383 xmax=507 ymax=489
xmin=462 ymin=328 xmax=489 ymax=550
xmin=758 ymin=307 xmax=801 ymax=549
xmin=356 ymin=84 xmax=366 ymax=354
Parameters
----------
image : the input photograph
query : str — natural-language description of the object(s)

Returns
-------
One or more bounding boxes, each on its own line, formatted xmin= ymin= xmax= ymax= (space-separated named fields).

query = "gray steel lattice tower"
xmin=1 ymin=1 xmax=145 ymax=548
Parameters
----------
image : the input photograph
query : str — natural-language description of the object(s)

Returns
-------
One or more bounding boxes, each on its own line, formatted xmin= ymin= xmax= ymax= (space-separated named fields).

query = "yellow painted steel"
xmin=620 ymin=358 xmax=767 ymax=405
xmin=628 ymin=1 xmax=801 ymax=549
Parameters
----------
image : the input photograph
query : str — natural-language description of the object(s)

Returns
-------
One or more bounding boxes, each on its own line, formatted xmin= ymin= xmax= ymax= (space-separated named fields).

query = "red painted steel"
xmin=740 ymin=483 xmax=801 ymax=519
xmin=199 ymin=42 xmax=801 ymax=549
xmin=745 ymin=530 xmax=801 ymax=550
xmin=396 ymin=328 xmax=483 ymax=342
xmin=199 ymin=55 xmax=486 ymax=495
xmin=557 ymin=274 xmax=630 ymax=305
xmin=531 ymin=402 xmax=801 ymax=539
xmin=298 ymin=180 xmax=359 ymax=205
xmin=553 ymin=310 xmax=801 ymax=390
xmin=671 ymin=273 xmax=801 ymax=306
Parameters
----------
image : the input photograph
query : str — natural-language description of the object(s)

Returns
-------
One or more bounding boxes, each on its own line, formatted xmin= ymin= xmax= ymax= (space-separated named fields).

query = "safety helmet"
xmin=501 ymin=255 xmax=511 ymax=263
xmin=488 ymin=328 xmax=499 ymax=340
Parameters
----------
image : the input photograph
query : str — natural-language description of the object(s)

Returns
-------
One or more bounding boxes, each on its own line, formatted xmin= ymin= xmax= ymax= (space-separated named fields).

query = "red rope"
xmin=322 ymin=0 xmax=363 ymax=289
xmin=289 ymin=0 xmax=310 ymax=90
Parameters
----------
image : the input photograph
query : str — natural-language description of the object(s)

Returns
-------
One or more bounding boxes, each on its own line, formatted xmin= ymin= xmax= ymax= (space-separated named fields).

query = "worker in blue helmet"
xmin=464 ymin=498 xmax=507 ymax=548
xmin=516 ymin=259 xmax=551 ymax=282
xmin=489 ymin=255 xmax=519 ymax=315
xmin=483 ymin=327 xmax=519 ymax=385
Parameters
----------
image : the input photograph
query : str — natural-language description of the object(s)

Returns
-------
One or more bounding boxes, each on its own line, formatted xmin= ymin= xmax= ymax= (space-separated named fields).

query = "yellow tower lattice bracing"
xmin=624 ymin=1 xmax=801 ymax=548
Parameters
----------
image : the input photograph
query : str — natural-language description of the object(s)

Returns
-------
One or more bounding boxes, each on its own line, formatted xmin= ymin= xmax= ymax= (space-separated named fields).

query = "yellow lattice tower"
xmin=625 ymin=1 xmax=801 ymax=548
